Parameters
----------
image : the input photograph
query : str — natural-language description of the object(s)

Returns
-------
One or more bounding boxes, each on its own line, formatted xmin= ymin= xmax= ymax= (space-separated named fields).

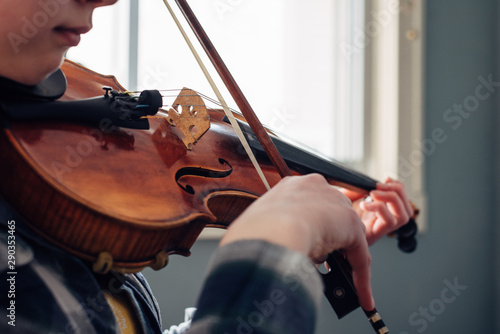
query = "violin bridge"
xmin=164 ymin=87 xmax=210 ymax=150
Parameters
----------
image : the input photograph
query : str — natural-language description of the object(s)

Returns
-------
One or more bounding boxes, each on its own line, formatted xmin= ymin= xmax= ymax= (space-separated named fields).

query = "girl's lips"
xmin=53 ymin=26 xmax=89 ymax=47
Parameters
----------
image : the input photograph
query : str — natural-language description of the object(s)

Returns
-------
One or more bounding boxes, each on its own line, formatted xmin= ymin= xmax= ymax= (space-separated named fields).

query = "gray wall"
xmin=143 ymin=0 xmax=499 ymax=333
xmin=496 ymin=0 xmax=500 ymax=332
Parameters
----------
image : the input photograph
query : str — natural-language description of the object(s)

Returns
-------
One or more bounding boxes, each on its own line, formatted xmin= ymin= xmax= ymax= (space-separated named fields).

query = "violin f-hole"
xmin=175 ymin=158 xmax=233 ymax=194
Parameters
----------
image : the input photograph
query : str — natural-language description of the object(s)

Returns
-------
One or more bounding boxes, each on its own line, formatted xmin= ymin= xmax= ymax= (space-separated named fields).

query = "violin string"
xmin=132 ymin=88 xmax=271 ymax=135
xmin=129 ymin=88 xmax=236 ymax=106
xmin=129 ymin=89 xmax=239 ymax=114
xmin=161 ymin=0 xmax=270 ymax=191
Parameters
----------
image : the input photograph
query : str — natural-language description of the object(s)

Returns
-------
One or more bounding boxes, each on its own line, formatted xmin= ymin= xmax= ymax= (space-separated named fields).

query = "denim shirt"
xmin=0 ymin=200 xmax=323 ymax=334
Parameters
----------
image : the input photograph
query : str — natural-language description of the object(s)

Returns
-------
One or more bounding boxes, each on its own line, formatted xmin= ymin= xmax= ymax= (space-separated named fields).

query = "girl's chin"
xmin=18 ymin=54 xmax=66 ymax=85
xmin=0 ymin=41 xmax=69 ymax=85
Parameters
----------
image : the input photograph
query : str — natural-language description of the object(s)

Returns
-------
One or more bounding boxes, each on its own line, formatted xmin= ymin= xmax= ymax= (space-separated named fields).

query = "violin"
xmin=0 ymin=1 xmax=418 ymax=332
xmin=0 ymin=58 xmax=417 ymax=268
xmin=0 ymin=59 xmax=416 ymax=333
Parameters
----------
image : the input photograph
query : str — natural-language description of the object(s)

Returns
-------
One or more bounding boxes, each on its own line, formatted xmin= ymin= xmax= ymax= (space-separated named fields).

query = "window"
xmin=68 ymin=0 xmax=365 ymax=164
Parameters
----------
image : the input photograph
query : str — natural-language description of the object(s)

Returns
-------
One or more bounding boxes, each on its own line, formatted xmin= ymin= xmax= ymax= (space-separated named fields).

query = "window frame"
xmin=364 ymin=0 xmax=427 ymax=231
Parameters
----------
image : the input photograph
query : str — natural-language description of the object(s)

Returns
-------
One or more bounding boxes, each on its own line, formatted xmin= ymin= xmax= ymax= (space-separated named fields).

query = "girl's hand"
xmin=220 ymin=174 xmax=375 ymax=310
xmin=356 ymin=178 xmax=414 ymax=245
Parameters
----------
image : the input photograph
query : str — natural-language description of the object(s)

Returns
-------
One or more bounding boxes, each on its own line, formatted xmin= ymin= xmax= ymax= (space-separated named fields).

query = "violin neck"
xmin=224 ymin=117 xmax=378 ymax=192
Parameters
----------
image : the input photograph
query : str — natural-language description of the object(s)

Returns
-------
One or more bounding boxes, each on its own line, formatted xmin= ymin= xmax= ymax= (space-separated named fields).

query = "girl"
xmin=0 ymin=1 xmax=413 ymax=333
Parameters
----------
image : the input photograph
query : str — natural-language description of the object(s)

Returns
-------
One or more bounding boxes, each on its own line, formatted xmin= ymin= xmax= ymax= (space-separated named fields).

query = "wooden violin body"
xmin=0 ymin=60 xmax=281 ymax=272
xmin=0 ymin=60 xmax=416 ymax=274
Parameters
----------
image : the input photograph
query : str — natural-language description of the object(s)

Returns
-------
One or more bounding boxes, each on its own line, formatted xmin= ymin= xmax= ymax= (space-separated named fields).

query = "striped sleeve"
xmin=188 ymin=240 xmax=324 ymax=334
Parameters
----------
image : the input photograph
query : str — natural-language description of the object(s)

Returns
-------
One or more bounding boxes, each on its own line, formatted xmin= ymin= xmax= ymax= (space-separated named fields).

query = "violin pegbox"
xmin=163 ymin=87 xmax=210 ymax=150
